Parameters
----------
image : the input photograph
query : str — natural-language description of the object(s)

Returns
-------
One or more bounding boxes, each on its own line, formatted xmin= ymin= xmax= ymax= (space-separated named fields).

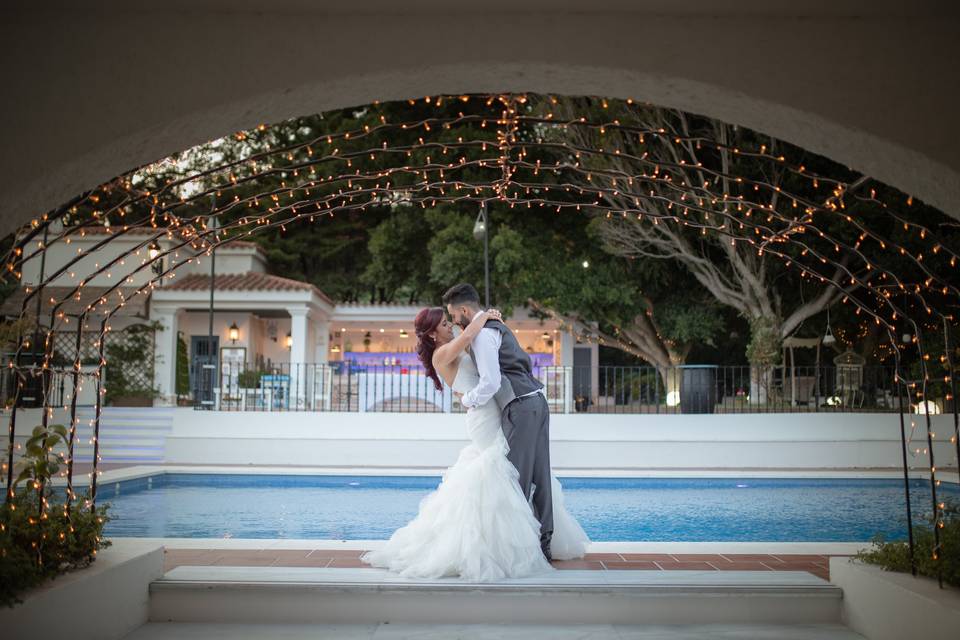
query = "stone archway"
xmin=2 ymin=0 xmax=959 ymax=237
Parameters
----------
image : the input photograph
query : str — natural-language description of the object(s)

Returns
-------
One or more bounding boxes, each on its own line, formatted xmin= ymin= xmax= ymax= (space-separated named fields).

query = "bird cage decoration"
xmin=833 ymin=348 xmax=866 ymax=398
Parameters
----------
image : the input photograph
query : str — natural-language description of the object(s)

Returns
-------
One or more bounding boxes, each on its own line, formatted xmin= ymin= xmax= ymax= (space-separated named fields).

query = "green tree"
xmin=361 ymin=207 xmax=434 ymax=303
xmin=410 ymin=201 xmax=724 ymax=392
xmin=175 ymin=331 xmax=190 ymax=398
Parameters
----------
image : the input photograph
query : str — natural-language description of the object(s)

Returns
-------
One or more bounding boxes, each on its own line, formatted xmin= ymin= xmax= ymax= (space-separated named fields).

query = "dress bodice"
xmin=451 ymin=352 xmax=479 ymax=396
xmin=452 ymin=351 xmax=501 ymax=447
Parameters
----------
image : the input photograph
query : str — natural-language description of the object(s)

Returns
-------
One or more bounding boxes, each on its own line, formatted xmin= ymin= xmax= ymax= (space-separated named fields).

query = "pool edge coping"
xmin=64 ymin=463 xmax=960 ymax=487
xmin=147 ymin=536 xmax=870 ymax=555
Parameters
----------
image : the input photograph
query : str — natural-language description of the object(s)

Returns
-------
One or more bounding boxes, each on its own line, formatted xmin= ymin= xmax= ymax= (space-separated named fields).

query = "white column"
xmin=288 ymin=307 xmax=309 ymax=408
xmin=559 ymin=330 xmax=575 ymax=367
xmin=150 ymin=305 xmax=179 ymax=407
xmin=560 ymin=330 xmax=576 ymax=413
xmin=289 ymin=308 xmax=309 ymax=364
xmin=313 ymin=315 xmax=330 ymax=364
xmin=312 ymin=314 xmax=331 ymax=410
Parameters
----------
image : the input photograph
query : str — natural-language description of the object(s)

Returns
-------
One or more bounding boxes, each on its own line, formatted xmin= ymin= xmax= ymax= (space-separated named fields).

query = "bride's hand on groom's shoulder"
xmin=485 ymin=308 xmax=502 ymax=322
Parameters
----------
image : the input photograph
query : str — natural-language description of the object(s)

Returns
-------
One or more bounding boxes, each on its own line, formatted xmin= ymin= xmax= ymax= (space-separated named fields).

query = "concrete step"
xmin=149 ymin=567 xmax=845 ymax=626
xmin=77 ymin=407 xmax=176 ymax=415
xmin=124 ymin=622 xmax=866 ymax=640
xmin=71 ymin=407 xmax=173 ymax=463
xmin=78 ymin=433 xmax=171 ymax=443
xmin=74 ymin=424 xmax=171 ymax=431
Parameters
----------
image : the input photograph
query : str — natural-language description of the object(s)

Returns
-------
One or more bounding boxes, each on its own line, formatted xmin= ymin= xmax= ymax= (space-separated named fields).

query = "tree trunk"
xmin=749 ymin=366 xmax=770 ymax=406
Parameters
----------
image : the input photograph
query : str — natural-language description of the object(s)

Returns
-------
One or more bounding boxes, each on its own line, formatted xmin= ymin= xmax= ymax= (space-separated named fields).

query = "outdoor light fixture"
xmin=822 ymin=309 xmax=836 ymax=346
xmin=285 ymin=332 xmax=292 ymax=349
xmin=542 ymin=331 xmax=550 ymax=340
xmin=147 ymin=241 xmax=163 ymax=277
xmin=582 ymin=260 xmax=590 ymax=269
xmin=472 ymin=210 xmax=487 ymax=241
xmin=665 ymin=391 xmax=681 ymax=407
xmin=228 ymin=322 xmax=239 ymax=343
xmin=331 ymin=344 xmax=341 ymax=353
xmin=400 ymin=329 xmax=409 ymax=338
xmin=902 ymin=333 xmax=913 ymax=344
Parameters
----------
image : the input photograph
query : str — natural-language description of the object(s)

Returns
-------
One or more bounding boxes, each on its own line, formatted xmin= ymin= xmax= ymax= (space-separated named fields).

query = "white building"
xmin=3 ymin=223 xmax=597 ymax=411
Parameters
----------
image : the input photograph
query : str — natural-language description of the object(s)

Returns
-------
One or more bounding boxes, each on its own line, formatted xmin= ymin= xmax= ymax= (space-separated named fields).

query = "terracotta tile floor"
xmin=163 ymin=549 xmax=840 ymax=581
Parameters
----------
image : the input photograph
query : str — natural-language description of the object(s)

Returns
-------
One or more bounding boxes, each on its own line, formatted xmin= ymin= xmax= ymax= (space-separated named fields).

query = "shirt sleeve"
xmin=461 ymin=327 xmax=502 ymax=408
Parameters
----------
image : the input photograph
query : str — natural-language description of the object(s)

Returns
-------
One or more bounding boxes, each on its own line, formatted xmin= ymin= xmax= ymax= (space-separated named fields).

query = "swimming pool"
xmin=99 ymin=474 xmax=957 ymax=542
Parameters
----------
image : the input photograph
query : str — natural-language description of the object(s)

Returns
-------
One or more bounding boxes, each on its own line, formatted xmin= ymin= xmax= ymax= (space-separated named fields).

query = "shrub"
xmin=0 ymin=423 xmax=111 ymax=607
xmin=854 ymin=498 xmax=959 ymax=587
xmin=237 ymin=369 xmax=264 ymax=389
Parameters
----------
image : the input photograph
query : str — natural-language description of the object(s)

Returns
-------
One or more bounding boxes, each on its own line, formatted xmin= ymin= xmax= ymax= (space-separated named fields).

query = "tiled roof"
xmin=336 ymin=302 xmax=423 ymax=308
xmin=163 ymin=272 xmax=333 ymax=305
xmin=218 ymin=239 xmax=263 ymax=251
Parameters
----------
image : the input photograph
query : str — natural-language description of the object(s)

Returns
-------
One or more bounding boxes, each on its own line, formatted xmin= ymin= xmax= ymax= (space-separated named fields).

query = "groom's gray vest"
xmin=469 ymin=319 xmax=544 ymax=411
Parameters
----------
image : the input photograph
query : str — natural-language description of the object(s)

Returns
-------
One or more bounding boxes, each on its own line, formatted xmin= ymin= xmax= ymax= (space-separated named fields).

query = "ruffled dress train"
xmin=361 ymin=354 xmax=589 ymax=581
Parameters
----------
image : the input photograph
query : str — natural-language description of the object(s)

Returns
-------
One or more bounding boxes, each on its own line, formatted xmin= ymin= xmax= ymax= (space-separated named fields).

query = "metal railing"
xmin=189 ymin=361 xmax=943 ymax=414
xmin=1 ymin=354 xmax=68 ymax=410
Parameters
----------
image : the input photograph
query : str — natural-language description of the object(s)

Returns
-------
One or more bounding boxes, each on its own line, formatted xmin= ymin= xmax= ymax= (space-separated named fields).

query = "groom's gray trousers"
xmin=501 ymin=392 xmax=553 ymax=555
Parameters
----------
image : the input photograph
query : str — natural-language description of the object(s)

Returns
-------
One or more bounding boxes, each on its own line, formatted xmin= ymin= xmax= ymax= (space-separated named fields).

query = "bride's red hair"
xmin=415 ymin=307 xmax=445 ymax=391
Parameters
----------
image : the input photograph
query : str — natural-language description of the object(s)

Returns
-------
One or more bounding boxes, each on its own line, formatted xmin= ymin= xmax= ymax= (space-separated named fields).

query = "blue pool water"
xmin=99 ymin=474 xmax=958 ymax=542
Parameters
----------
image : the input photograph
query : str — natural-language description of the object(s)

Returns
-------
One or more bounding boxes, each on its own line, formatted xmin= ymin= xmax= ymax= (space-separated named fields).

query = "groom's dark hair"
xmin=442 ymin=283 xmax=481 ymax=309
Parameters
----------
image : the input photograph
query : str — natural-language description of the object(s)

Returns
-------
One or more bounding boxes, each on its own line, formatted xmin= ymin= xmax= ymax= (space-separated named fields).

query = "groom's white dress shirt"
xmin=461 ymin=309 xmax=543 ymax=409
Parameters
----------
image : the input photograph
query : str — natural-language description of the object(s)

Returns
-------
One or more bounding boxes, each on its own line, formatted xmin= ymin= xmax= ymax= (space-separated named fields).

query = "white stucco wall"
xmin=6 ymin=407 xmax=957 ymax=477
xmin=162 ymin=409 xmax=960 ymax=472
xmin=20 ymin=232 xmax=165 ymax=289
xmin=20 ymin=231 xmax=262 ymax=292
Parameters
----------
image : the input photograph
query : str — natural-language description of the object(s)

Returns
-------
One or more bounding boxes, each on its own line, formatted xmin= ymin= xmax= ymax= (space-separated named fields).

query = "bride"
xmin=361 ymin=307 xmax=589 ymax=581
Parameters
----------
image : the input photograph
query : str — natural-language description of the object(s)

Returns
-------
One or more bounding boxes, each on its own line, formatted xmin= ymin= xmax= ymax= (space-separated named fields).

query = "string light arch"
xmin=2 ymin=93 xmax=958 ymax=583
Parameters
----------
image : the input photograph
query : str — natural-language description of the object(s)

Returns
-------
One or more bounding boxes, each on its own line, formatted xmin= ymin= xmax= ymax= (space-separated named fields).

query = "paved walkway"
xmin=163 ymin=549 xmax=837 ymax=581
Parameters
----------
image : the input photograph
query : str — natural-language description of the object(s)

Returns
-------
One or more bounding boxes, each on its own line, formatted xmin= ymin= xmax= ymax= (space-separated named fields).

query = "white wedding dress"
xmin=361 ymin=353 xmax=589 ymax=581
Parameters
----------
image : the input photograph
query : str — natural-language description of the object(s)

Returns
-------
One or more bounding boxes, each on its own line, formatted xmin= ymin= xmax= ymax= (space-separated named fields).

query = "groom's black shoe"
xmin=541 ymin=544 xmax=553 ymax=562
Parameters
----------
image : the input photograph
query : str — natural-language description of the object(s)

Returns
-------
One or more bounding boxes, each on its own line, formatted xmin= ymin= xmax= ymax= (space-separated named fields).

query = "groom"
xmin=443 ymin=283 xmax=554 ymax=561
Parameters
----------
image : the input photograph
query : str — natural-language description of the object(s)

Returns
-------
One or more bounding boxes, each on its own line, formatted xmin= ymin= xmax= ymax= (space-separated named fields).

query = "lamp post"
xmin=202 ymin=205 xmax=219 ymax=409
xmin=473 ymin=202 xmax=490 ymax=307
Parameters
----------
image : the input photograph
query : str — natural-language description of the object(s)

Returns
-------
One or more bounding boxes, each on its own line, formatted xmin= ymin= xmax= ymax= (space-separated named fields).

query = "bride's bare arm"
xmin=433 ymin=308 xmax=502 ymax=369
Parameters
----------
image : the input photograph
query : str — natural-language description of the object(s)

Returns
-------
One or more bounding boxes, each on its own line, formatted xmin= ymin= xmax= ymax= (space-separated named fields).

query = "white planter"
xmin=830 ymin=556 xmax=960 ymax=640
xmin=0 ymin=539 xmax=164 ymax=640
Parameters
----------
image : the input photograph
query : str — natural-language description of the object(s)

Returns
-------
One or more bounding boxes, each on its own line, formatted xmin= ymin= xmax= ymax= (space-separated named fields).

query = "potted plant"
xmin=104 ymin=323 xmax=161 ymax=407
xmin=237 ymin=369 xmax=262 ymax=389
xmin=1 ymin=423 xmax=111 ymax=607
